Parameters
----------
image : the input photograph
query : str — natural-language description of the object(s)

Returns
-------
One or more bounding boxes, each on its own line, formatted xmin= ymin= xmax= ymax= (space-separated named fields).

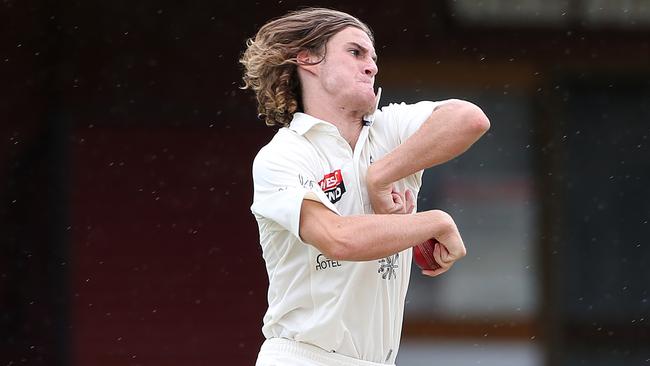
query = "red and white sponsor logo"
xmin=319 ymin=169 xmax=346 ymax=204
xmin=319 ymin=170 xmax=343 ymax=191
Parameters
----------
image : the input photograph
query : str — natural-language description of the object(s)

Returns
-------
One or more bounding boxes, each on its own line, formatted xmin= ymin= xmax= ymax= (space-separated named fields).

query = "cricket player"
xmin=240 ymin=7 xmax=490 ymax=365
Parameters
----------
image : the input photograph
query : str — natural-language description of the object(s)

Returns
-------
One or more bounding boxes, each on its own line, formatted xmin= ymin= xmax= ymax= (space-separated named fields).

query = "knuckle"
xmin=458 ymin=245 xmax=467 ymax=257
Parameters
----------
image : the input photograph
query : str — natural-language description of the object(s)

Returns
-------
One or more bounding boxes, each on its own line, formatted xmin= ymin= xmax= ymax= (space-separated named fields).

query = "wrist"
xmin=429 ymin=209 xmax=455 ymax=237
xmin=367 ymin=162 xmax=391 ymax=190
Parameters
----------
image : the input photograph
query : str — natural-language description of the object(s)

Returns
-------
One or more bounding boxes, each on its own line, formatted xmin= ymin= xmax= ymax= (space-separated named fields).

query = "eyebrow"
xmin=346 ymin=42 xmax=378 ymax=62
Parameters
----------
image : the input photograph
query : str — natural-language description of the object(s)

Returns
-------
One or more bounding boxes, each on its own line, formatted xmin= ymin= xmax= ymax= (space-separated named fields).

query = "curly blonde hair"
xmin=240 ymin=8 xmax=373 ymax=127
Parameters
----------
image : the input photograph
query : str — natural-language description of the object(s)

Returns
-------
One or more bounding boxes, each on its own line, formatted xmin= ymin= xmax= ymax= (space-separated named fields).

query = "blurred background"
xmin=1 ymin=0 xmax=649 ymax=365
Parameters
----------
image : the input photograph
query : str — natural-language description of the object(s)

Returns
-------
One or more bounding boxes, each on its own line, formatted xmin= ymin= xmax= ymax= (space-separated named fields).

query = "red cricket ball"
xmin=413 ymin=238 xmax=442 ymax=270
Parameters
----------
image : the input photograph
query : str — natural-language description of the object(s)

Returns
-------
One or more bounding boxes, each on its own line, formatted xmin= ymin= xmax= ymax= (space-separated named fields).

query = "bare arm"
xmin=367 ymin=99 xmax=490 ymax=213
xmin=299 ymin=200 xmax=465 ymax=273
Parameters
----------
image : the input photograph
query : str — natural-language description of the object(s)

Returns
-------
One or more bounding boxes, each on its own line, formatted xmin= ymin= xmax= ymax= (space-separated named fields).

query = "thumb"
xmin=404 ymin=189 xmax=415 ymax=214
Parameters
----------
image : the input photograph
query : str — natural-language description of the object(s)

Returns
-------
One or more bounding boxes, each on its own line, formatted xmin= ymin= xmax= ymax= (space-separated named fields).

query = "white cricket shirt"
xmin=251 ymin=94 xmax=444 ymax=364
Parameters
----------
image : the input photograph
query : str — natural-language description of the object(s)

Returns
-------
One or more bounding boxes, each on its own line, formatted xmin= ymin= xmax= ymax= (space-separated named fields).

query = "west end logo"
xmin=315 ymin=254 xmax=342 ymax=271
xmin=319 ymin=169 xmax=346 ymax=204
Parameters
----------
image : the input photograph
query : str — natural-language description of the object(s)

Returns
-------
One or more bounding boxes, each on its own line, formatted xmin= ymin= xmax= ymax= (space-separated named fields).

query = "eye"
xmin=349 ymin=49 xmax=360 ymax=57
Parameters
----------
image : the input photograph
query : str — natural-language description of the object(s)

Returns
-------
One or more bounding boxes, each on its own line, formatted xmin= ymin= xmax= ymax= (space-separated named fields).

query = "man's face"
xmin=317 ymin=26 xmax=378 ymax=114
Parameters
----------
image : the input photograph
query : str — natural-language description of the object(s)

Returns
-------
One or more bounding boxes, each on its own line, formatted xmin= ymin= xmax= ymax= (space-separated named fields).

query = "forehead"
xmin=329 ymin=26 xmax=375 ymax=52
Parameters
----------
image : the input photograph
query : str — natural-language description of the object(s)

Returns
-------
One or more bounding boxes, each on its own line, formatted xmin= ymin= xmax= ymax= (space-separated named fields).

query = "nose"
xmin=364 ymin=59 xmax=378 ymax=77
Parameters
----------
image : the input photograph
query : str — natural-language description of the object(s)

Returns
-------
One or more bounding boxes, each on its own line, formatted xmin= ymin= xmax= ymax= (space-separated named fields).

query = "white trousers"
xmin=256 ymin=337 xmax=396 ymax=366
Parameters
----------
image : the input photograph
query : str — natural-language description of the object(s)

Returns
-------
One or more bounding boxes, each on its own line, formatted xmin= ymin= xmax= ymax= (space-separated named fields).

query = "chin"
xmin=349 ymin=98 xmax=374 ymax=115
xmin=338 ymin=88 xmax=376 ymax=113
xmin=361 ymin=91 xmax=376 ymax=112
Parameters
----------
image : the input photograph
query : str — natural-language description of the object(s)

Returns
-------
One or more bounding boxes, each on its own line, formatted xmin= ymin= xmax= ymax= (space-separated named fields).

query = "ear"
xmin=296 ymin=50 xmax=319 ymax=76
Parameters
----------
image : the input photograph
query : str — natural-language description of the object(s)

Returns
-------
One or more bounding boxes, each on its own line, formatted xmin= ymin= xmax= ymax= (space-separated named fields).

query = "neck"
xmin=302 ymin=93 xmax=368 ymax=149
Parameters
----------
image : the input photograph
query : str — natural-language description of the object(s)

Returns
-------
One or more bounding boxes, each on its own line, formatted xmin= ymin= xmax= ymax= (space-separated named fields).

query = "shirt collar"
xmin=362 ymin=87 xmax=382 ymax=127
xmin=288 ymin=87 xmax=382 ymax=135
xmin=288 ymin=113 xmax=338 ymax=136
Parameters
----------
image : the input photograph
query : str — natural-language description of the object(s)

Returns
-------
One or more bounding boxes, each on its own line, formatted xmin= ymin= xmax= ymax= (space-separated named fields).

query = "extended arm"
xmin=299 ymin=199 xmax=465 ymax=275
xmin=367 ymin=99 xmax=490 ymax=213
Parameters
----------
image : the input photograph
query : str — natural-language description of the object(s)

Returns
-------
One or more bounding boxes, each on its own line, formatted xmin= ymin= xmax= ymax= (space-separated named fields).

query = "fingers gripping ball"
xmin=413 ymin=238 xmax=442 ymax=271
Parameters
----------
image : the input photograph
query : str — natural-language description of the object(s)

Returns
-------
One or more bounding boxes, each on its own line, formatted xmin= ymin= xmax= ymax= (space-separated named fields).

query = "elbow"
xmin=473 ymin=109 xmax=490 ymax=135
xmin=446 ymin=99 xmax=490 ymax=136
xmin=321 ymin=218 xmax=358 ymax=261
xmin=325 ymin=245 xmax=349 ymax=262
xmin=327 ymin=232 xmax=355 ymax=261
xmin=463 ymin=101 xmax=490 ymax=136
xmin=301 ymin=205 xmax=360 ymax=261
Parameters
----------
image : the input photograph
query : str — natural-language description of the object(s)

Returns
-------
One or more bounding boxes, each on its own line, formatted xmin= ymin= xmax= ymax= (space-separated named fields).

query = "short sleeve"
xmin=250 ymin=138 xmax=339 ymax=240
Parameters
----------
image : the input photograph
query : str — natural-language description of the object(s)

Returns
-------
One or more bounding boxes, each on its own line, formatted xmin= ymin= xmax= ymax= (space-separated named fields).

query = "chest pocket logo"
xmin=319 ymin=169 xmax=346 ymax=204
xmin=378 ymin=253 xmax=399 ymax=280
